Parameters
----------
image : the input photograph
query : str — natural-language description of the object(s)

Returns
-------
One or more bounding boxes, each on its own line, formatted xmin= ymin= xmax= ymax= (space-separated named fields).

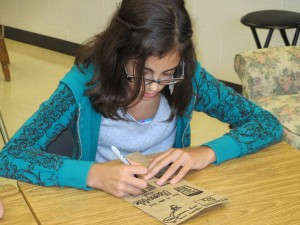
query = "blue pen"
xmin=111 ymin=146 xmax=131 ymax=164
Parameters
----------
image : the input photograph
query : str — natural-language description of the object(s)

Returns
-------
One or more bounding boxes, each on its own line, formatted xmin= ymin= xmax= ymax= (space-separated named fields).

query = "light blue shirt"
xmin=95 ymin=95 xmax=176 ymax=162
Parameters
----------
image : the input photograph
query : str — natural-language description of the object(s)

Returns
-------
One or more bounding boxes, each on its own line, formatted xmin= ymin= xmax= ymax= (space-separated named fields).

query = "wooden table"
xmin=18 ymin=141 xmax=300 ymax=225
xmin=0 ymin=184 xmax=37 ymax=224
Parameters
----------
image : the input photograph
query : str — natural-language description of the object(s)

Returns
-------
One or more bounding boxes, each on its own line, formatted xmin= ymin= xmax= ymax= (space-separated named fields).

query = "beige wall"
xmin=1 ymin=0 xmax=300 ymax=84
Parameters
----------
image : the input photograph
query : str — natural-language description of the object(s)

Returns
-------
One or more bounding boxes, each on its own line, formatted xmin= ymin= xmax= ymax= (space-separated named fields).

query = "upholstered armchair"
xmin=234 ymin=46 xmax=300 ymax=150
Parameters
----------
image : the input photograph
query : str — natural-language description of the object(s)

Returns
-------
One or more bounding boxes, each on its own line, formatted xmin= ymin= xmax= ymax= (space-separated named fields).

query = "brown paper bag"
xmin=125 ymin=152 xmax=228 ymax=224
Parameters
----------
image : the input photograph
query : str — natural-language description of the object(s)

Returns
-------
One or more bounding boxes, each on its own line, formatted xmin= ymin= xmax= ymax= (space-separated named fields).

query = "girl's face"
xmin=125 ymin=51 xmax=181 ymax=101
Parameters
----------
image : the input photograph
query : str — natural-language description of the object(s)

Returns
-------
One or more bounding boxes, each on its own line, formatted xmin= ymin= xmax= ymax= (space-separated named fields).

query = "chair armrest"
xmin=234 ymin=46 xmax=300 ymax=99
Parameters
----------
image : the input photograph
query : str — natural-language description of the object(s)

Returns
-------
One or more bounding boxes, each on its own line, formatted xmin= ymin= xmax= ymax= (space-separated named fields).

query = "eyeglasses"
xmin=124 ymin=61 xmax=185 ymax=85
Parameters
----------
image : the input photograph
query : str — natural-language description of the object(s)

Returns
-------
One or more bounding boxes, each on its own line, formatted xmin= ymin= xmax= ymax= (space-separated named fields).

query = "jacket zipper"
xmin=181 ymin=92 xmax=197 ymax=148
xmin=77 ymin=108 xmax=83 ymax=160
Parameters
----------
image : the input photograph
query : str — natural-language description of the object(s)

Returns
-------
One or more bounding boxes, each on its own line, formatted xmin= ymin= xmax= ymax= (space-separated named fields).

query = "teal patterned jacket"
xmin=0 ymin=62 xmax=283 ymax=190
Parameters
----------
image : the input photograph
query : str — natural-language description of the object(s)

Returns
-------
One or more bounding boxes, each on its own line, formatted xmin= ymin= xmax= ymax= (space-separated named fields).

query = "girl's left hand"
xmin=143 ymin=146 xmax=216 ymax=185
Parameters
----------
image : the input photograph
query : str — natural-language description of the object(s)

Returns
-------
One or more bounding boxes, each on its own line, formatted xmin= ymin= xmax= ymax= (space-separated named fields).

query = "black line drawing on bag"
xmin=163 ymin=205 xmax=182 ymax=223
xmin=132 ymin=190 xmax=171 ymax=206
xmin=174 ymin=185 xmax=203 ymax=196
xmin=130 ymin=183 xmax=156 ymax=197
xmin=194 ymin=195 xmax=228 ymax=207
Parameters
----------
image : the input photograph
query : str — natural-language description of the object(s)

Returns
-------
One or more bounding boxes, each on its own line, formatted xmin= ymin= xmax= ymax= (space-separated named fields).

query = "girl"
xmin=0 ymin=0 xmax=282 ymax=197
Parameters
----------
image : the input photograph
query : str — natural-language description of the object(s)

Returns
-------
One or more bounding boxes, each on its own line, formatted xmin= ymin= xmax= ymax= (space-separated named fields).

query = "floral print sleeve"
xmin=194 ymin=67 xmax=283 ymax=163
xmin=0 ymin=83 xmax=78 ymax=186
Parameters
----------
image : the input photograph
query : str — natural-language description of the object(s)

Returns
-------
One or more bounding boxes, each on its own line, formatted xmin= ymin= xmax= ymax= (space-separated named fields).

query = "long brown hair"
xmin=75 ymin=0 xmax=196 ymax=120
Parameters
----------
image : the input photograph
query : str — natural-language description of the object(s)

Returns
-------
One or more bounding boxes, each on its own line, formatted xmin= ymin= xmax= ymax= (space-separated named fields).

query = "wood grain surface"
xmin=0 ymin=184 xmax=38 ymax=224
xmin=18 ymin=141 xmax=300 ymax=225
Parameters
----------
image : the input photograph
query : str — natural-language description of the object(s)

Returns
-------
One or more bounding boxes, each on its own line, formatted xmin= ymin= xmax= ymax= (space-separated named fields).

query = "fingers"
xmin=169 ymin=160 xmax=192 ymax=184
xmin=113 ymin=176 xmax=148 ymax=197
xmin=156 ymin=153 xmax=193 ymax=185
xmin=144 ymin=149 xmax=177 ymax=181
xmin=91 ymin=147 xmax=212 ymax=197
xmin=127 ymin=158 xmax=141 ymax=166
xmin=144 ymin=148 xmax=196 ymax=186
xmin=119 ymin=164 xmax=148 ymax=196
xmin=147 ymin=151 xmax=169 ymax=171
xmin=0 ymin=199 xmax=3 ymax=219
xmin=88 ymin=161 xmax=149 ymax=197
xmin=123 ymin=185 xmax=144 ymax=196
xmin=126 ymin=172 xmax=148 ymax=189
xmin=127 ymin=164 xmax=148 ymax=175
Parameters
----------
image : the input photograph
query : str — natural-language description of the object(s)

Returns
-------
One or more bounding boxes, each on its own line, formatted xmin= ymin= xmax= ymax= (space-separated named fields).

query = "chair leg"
xmin=264 ymin=29 xmax=274 ymax=48
xmin=250 ymin=27 xmax=262 ymax=49
xmin=279 ymin=29 xmax=290 ymax=46
xmin=292 ymin=26 xmax=300 ymax=46
xmin=0 ymin=112 xmax=9 ymax=145
xmin=0 ymin=37 xmax=10 ymax=81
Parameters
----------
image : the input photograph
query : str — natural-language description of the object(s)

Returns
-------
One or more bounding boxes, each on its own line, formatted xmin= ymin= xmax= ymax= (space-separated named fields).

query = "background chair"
xmin=0 ymin=111 xmax=9 ymax=145
xmin=0 ymin=25 xmax=10 ymax=81
xmin=234 ymin=46 xmax=300 ymax=150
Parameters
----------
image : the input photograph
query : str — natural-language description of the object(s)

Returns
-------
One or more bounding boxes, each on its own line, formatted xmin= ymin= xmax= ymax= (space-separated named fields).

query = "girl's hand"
xmin=86 ymin=160 xmax=148 ymax=197
xmin=144 ymin=146 xmax=216 ymax=185
xmin=0 ymin=199 xmax=4 ymax=219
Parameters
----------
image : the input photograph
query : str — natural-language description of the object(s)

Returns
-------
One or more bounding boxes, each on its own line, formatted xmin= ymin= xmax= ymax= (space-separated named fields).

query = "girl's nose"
xmin=147 ymin=81 xmax=160 ymax=92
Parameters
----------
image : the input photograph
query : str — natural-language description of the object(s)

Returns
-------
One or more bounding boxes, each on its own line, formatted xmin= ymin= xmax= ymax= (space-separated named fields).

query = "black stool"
xmin=241 ymin=10 xmax=300 ymax=48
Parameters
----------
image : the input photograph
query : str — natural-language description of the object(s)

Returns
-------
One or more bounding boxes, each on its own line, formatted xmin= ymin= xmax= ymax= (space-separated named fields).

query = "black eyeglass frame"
xmin=124 ymin=61 xmax=185 ymax=85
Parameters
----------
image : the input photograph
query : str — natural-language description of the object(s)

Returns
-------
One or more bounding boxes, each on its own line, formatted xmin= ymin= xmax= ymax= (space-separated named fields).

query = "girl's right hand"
xmin=86 ymin=160 xmax=148 ymax=197
xmin=0 ymin=199 xmax=4 ymax=219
